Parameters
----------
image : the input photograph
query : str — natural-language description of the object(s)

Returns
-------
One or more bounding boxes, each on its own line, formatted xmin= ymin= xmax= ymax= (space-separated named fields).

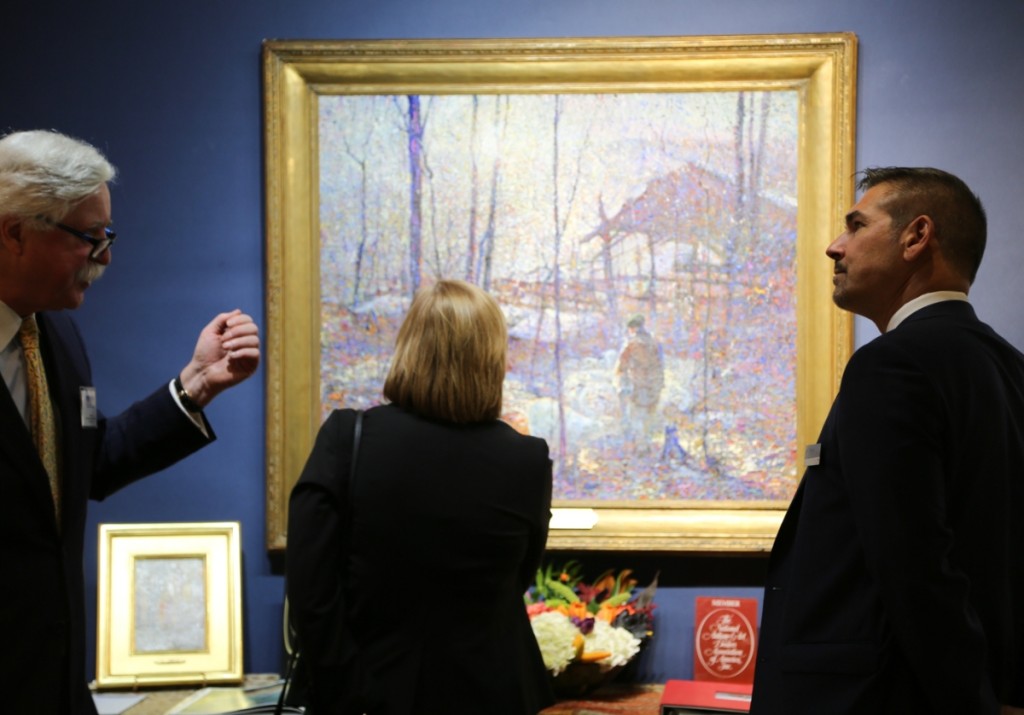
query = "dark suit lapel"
xmin=0 ymin=361 xmax=59 ymax=520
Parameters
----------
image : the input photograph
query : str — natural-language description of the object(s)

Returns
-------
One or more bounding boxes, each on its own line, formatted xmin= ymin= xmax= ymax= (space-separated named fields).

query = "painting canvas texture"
xmin=133 ymin=556 xmax=207 ymax=653
xmin=317 ymin=90 xmax=799 ymax=506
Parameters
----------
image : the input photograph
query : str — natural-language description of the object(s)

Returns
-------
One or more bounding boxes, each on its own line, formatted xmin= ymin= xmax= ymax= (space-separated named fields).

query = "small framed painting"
xmin=94 ymin=522 xmax=243 ymax=689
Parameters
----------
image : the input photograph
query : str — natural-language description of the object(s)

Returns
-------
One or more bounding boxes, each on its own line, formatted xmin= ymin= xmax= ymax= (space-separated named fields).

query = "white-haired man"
xmin=0 ymin=129 xmax=260 ymax=715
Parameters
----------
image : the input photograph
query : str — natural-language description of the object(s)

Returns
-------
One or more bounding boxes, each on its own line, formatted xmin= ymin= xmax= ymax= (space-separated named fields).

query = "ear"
xmin=901 ymin=215 xmax=933 ymax=261
xmin=0 ymin=216 xmax=27 ymax=255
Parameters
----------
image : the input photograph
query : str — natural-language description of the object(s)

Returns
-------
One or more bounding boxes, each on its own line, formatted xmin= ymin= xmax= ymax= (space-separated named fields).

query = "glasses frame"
xmin=37 ymin=216 xmax=117 ymax=259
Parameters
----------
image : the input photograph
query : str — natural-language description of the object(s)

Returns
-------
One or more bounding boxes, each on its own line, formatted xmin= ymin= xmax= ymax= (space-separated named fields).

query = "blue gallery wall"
xmin=3 ymin=0 xmax=1024 ymax=685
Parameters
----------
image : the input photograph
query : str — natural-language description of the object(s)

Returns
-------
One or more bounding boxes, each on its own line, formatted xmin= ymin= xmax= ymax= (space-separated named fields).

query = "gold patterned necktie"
xmin=18 ymin=315 xmax=61 ymax=525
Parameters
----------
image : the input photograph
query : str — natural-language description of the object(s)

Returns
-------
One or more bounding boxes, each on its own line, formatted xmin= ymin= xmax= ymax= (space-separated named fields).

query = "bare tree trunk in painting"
xmin=595 ymin=196 xmax=618 ymax=320
xmin=700 ymin=92 xmax=753 ymax=475
xmin=694 ymin=167 xmax=719 ymax=476
xmin=332 ymin=101 xmax=380 ymax=307
xmin=546 ymin=96 xmax=592 ymax=470
xmin=421 ymin=141 xmax=449 ymax=279
xmin=733 ymin=92 xmax=772 ymax=267
xmin=551 ymin=96 xmax=568 ymax=465
xmin=726 ymin=92 xmax=748 ymax=303
xmin=732 ymin=93 xmax=748 ymax=236
xmin=750 ymin=93 xmax=771 ymax=240
xmin=478 ymin=96 xmax=508 ymax=291
xmin=479 ymin=156 xmax=499 ymax=291
xmin=645 ymin=232 xmax=658 ymax=319
xmin=465 ymin=95 xmax=480 ymax=282
xmin=698 ymin=91 xmax=768 ymax=478
xmin=688 ymin=92 xmax=757 ymax=480
xmin=406 ymin=95 xmax=425 ymax=295
xmin=345 ymin=151 xmax=370 ymax=306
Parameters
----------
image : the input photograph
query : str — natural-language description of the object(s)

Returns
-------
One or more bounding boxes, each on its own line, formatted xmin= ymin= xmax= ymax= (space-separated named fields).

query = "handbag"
xmin=275 ymin=409 xmax=364 ymax=715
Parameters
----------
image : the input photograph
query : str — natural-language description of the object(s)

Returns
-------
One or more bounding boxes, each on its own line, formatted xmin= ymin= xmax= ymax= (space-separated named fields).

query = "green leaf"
xmin=545 ymin=578 xmax=580 ymax=603
xmin=604 ymin=591 xmax=632 ymax=607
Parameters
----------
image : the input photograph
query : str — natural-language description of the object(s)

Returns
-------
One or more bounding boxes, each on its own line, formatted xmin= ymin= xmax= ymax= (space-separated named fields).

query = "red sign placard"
xmin=693 ymin=597 xmax=758 ymax=683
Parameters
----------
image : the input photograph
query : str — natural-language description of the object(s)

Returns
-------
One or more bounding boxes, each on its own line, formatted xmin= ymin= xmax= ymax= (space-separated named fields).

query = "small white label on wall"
xmin=549 ymin=508 xmax=598 ymax=530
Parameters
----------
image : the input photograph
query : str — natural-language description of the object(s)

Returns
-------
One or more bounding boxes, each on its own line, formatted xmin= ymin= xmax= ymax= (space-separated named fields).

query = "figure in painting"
xmin=614 ymin=314 xmax=664 ymax=450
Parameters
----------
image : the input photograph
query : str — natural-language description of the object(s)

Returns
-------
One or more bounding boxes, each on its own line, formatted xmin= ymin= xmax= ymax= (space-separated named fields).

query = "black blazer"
xmin=751 ymin=301 xmax=1024 ymax=714
xmin=287 ymin=404 xmax=555 ymax=715
xmin=0 ymin=311 xmax=213 ymax=715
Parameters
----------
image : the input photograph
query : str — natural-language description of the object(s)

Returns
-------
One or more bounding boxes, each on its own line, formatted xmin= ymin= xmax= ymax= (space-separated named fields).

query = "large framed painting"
xmin=263 ymin=34 xmax=856 ymax=553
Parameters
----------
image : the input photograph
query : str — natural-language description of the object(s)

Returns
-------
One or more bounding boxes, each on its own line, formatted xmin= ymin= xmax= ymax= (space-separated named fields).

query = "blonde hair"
xmin=383 ymin=279 xmax=507 ymax=423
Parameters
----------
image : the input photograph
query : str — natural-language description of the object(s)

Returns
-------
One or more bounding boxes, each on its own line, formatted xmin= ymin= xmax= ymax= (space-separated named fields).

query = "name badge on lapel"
xmin=80 ymin=386 xmax=97 ymax=428
xmin=804 ymin=443 xmax=822 ymax=467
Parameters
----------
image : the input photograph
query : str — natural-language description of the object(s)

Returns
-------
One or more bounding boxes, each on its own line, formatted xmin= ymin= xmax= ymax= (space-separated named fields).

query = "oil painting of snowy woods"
xmin=317 ymin=90 xmax=801 ymax=505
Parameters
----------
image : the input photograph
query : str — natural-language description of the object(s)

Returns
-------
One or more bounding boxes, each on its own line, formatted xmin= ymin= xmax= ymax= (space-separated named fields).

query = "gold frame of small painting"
xmin=95 ymin=522 xmax=243 ymax=688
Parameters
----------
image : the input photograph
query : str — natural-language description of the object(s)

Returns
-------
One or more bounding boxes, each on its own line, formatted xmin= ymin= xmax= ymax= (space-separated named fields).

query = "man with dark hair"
xmin=0 ymin=129 xmax=260 ymax=715
xmin=751 ymin=167 xmax=1024 ymax=714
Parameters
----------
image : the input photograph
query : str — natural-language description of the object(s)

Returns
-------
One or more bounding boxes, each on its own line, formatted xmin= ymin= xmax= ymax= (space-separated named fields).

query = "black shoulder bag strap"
xmin=275 ymin=409 xmax=363 ymax=715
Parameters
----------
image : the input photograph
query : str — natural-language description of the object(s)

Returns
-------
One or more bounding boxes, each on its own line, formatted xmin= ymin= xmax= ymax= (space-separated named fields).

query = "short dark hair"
xmin=857 ymin=167 xmax=987 ymax=283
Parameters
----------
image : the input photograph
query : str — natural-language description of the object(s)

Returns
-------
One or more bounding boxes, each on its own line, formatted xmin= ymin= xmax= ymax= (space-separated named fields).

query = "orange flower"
xmin=592 ymin=573 xmax=618 ymax=595
xmin=566 ymin=601 xmax=590 ymax=620
xmin=572 ymin=633 xmax=585 ymax=655
xmin=596 ymin=603 xmax=626 ymax=623
xmin=578 ymin=650 xmax=612 ymax=663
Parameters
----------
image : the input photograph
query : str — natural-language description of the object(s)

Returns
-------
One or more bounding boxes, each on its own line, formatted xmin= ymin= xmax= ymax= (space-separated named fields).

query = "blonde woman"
xmin=287 ymin=279 xmax=554 ymax=714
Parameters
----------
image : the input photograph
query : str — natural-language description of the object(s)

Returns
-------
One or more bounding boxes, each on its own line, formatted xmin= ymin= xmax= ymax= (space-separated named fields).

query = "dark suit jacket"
xmin=751 ymin=301 xmax=1024 ymax=714
xmin=287 ymin=404 xmax=555 ymax=715
xmin=0 ymin=311 xmax=213 ymax=715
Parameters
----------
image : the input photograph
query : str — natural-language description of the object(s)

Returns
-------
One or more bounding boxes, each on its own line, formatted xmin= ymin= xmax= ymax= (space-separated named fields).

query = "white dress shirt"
xmin=886 ymin=290 xmax=969 ymax=333
xmin=0 ymin=300 xmax=30 ymax=426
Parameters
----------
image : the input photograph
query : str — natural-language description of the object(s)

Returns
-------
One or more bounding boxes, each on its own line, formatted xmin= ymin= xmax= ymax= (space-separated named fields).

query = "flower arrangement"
xmin=525 ymin=561 xmax=656 ymax=696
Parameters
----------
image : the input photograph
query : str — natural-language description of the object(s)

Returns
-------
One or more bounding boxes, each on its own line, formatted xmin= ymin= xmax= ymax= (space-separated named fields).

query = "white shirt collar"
xmin=886 ymin=291 xmax=969 ymax=332
xmin=0 ymin=300 xmax=29 ymax=423
xmin=0 ymin=299 xmax=23 ymax=353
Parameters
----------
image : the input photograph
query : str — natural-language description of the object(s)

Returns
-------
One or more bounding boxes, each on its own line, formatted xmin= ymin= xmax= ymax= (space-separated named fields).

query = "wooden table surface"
xmin=95 ymin=677 xmax=663 ymax=715
xmin=541 ymin=684 xmax=664 ymax=715
xmin=92 ymin=674 xmax=281 ymax=715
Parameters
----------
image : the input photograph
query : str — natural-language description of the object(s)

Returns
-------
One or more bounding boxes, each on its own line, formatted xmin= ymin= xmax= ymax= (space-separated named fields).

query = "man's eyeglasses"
xmin=36 ymin=216 xmax=117 ymax=259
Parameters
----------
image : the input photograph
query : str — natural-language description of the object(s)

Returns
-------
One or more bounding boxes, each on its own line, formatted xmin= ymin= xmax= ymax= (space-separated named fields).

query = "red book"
xmin=660 ymin=679 xmax=752 ymax=714
xmin=693 ymin=597 xmax=758 ymax=683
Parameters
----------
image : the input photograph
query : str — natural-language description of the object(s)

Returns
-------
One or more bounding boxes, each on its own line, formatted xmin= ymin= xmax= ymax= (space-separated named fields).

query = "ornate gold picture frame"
xmin=263 ymin=34 xmax=856 ymax=553
xmin=95 ymin=522 xmax=243 ymax=689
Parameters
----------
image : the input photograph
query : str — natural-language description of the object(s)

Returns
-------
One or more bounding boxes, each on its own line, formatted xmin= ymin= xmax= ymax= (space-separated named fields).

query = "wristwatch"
xmin=174 ymin=376 xmax=203 ymax=413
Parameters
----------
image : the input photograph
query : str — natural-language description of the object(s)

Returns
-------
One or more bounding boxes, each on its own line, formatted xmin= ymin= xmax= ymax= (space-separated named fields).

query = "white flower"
xmin=529 ymin=611 xmax=644 ymax=675
xmin=584 ymin=619 xmax=642 ymax=669
xmin=529 ymin=611 xmax=579 ymax=675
